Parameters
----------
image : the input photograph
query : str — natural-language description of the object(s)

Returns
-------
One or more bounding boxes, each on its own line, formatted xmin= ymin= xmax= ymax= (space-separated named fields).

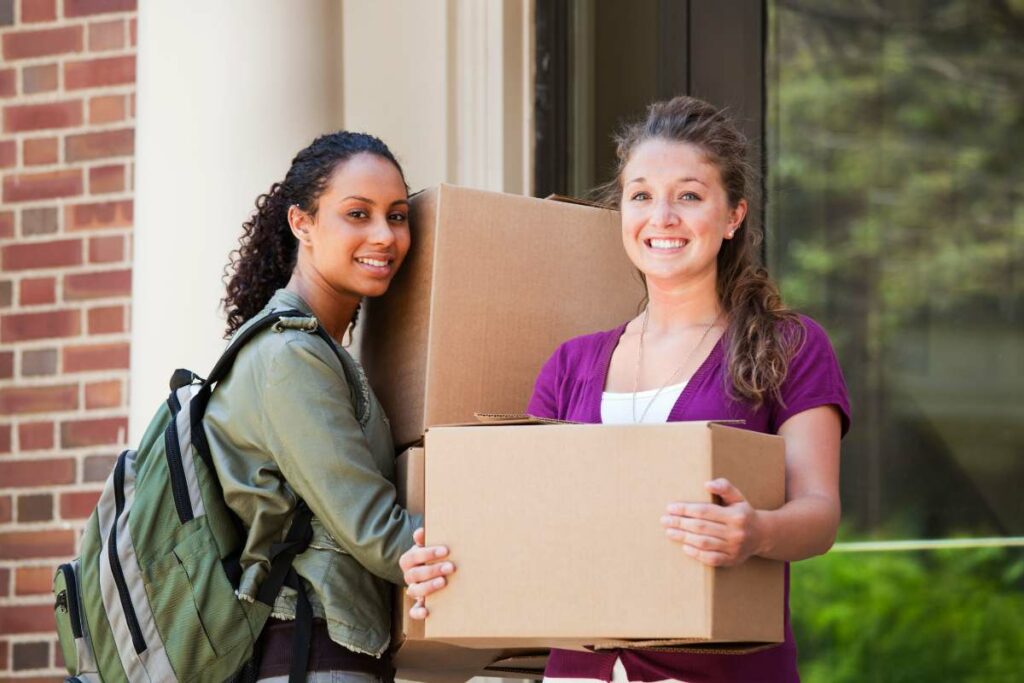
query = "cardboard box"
xmin=359 ymin=184 xmax=642 ymax=448
xmin=421 ymin=421 xmax=786 ymax=649
xmin=393 ymin=448 xmax=548 ymax=683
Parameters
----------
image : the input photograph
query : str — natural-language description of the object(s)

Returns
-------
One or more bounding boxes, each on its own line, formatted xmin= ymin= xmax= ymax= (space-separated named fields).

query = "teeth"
xmin=357 ymin=257 xmax=389 ymax=267
xmin=649 ymin=238 xmax=686 ymax=249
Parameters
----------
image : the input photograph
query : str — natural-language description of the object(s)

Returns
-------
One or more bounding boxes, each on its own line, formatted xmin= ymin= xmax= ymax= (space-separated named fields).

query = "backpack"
xmin=52 ymin=310 xmax=348 ymax=683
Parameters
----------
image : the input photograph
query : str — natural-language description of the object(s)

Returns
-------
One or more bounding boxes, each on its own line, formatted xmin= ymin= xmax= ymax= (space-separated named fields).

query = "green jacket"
xmin=204 ymin=289 xmax=420 ymax=657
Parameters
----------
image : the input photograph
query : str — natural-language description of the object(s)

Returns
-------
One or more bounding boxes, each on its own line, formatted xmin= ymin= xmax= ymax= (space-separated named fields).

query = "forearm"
xmin=756 ymin=493 xmax=839 ymax=562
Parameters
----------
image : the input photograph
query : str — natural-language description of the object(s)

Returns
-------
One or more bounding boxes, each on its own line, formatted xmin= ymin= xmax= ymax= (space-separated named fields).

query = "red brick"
xmin=4 ymin=100 xmax=82 ymax=133
xmin=85 ymin=379 xmax=120 ymax=408
xmin=17 ymin=493 xmax=53 ymax=522
xmin=60 ymin=490 xmax=101 ymax=519
xmin=0 ymin=280 xmax=11 ymax=306
xmin=129 ymin=16 xmax=136 ymax=46
xmin=88 ymin=234 xmax=123 ymax=263
xmin=23 ymin=136 xmax=58 ymax=165
xmin=65 ymin=127 xmax=132 ymax=162
xmin=2 ymin=169 xmax=82 ymax=203
xmin=4 ymin=100 xmax=81 ymax=133
xmin=87 ymin=304 xmax=123 ymax=333
xmin=0 ymin=676 xmax=65 ymax=683
xmin=87 ymin=93 xmax=124 ymax=123
xmin=61 ymin=416 xmax=126 ymax=447
xmin=0 ymin=602 xmax=60 ymax=634
xmin=0 ymin=497 xmax=11 ymax=523
xmin=65 ymin=0 xmax=136 ymax=17
xmin=64 ymin=268 xmax=131 ymax=300
xmin=2 ymin=26 xmax=82 ymax=61
xmin=64 ymin=342 xmax=129 ymax=372
xmin=0 ymin=424 xmax=10 ymax=453
xmin=1 ymin=238 xmax=81 ymax=271
xmin=0 ymin=211 xmax=13 ymax=237
xmin=64 ymin=55 xmax=134 ymax=89
xmin=0 ymin=459 xmax=75 ymax=488
xmin=0 ymin=350 xmax=12 ymax=378
xmin=15 ymin=567 xmax=53 ymax=596
xmin=0 ymin=639 xmax=6 ymax=669
xmin=88 ymin=18 xmax=123 ymax=50
xmin=18 ymin=422 xmax=53 ymax=450
xmin=22 ymin=63 xmax=58 ymax=94
xmin=0 ymin=139 xmax=15 ymax=167
xmin=88 ymin=163 xmax=124 ymax=194
xmin=0 ymin=309 xmax=80 ymax=342
xmin=0 ymin=384 xmax=77 ymax=414
xmin=0 ymin=69 xmax=16 ymax=98
xmin=19 ymin=277 xmax=56 ymax=305
xmin=22 ymin=0 xmax=58 ymax=23
xmin=66 ymin=199 xmax=131 ymax=230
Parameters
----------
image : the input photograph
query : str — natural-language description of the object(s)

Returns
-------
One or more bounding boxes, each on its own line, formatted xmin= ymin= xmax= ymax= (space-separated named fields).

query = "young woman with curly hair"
xmin=405 ymin=96 xmax=850 ymax=683
xmin=206 ymin=131 xmax=449 ymax=682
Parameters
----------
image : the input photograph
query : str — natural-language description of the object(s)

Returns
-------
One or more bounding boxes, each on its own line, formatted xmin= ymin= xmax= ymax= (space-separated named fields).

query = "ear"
xmin=288 ymin=204 xmax=314 ymax=244
xmin=725 ymin=199 xmax=748 ymax=239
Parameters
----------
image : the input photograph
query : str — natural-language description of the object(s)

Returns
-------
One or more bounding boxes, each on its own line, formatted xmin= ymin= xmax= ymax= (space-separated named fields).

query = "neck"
xmin=643 ymin=268 xmax=723 ymax=334
xmin=285 ymin=272 xmax=360 ymax=343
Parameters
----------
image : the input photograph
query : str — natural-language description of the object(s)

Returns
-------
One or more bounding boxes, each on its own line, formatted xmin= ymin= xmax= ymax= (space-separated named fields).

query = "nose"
xmin=369 ymin=215 xmax=397 ymax=247
xmin=649 ymin=198 xmax=678 ymax=229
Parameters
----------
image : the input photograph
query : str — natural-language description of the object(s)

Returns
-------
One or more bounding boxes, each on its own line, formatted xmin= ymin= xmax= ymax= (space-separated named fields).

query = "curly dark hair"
xmin=222 ymin=131 xmax=406 ymax=337
xmin=597 ymin=96 xmax=802 ymax=409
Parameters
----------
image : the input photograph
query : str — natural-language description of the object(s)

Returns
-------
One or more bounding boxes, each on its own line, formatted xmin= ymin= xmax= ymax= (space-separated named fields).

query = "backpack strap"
xmin=185 ymin=309 xmax=360 ymax=683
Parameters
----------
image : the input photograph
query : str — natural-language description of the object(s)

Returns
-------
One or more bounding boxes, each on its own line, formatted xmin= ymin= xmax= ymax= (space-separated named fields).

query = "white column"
xmin=130 ymin=0 xmax=344 ymax=440
xmin=340 ymin=0 xmax=533 ymax=195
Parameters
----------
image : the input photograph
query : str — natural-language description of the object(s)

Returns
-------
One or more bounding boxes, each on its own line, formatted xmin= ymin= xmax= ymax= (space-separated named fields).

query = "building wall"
xmin=0 ymin=0 xmax=137 ymax=677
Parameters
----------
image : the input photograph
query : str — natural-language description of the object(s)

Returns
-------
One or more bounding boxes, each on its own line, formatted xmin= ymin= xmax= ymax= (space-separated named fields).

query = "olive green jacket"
xmin=204 ymin=289 xmax=420 ymax=657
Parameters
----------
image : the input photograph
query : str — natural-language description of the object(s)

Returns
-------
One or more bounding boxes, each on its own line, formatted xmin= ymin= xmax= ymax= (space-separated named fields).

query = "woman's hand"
xmin=399 ymin=528 xmax=455 ymax=619
xmin=661 ymin=478 xmax=765 ymax=567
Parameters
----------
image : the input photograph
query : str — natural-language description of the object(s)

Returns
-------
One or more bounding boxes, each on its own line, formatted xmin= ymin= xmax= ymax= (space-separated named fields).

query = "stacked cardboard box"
xmin=359 ymin=185 xmax=785 ymax=681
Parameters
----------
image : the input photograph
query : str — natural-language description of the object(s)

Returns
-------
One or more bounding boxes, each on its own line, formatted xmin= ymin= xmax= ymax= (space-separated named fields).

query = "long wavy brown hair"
xmin=598 ymin=96 xmax=802 ymax=408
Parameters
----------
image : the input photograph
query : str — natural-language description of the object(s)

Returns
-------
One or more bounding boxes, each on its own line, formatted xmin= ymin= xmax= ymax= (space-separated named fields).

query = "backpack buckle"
xmin=272 ymin=316 xmax=319 ymax=334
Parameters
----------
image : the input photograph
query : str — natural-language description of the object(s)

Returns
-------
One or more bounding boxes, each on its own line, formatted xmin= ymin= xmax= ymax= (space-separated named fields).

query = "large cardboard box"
xmin=359 ymin=184 xmax=642 ymax=448
xmin=393 ymin=448 xmax=548 ymax=683
xmin=421 ymin=421 xmax=786 ymax=649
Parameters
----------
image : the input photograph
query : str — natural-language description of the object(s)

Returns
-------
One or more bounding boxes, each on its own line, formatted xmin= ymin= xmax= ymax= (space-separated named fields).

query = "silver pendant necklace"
xmin=632 ymin=307 xmax=723 ymax=424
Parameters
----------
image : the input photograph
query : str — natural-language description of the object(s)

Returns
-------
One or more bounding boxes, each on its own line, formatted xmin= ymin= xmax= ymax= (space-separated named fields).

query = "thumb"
xmin=413 ymin=527 xmax=425 ymax=547
xmin=707 ymin=478 xmax=747 ymax=506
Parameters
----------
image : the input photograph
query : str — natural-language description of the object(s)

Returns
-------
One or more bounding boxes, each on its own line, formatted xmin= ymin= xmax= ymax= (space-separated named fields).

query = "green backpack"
xmin=53 ymin=310 xmax=348 ymax=683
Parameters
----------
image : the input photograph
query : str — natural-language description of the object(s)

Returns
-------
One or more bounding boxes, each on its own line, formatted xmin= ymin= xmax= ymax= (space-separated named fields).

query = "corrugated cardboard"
xmin=393 ymin=448 xmax=548 ymax=683
xmin=359 ymin=184 xmax=642 ymax=448
xmin=421 ymin=421 xmax=786 ymax=649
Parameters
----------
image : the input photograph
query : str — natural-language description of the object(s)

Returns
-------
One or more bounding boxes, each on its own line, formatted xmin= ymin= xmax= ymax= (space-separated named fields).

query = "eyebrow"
xmin=341 ymin=196 xmax=410 ymax=207
xmin=626 ymin=177 xmax=707 ymax=187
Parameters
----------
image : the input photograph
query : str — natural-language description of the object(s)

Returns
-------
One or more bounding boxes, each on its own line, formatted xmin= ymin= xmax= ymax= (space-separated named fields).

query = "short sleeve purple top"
xmin=526 ymin=315 xmax=851 ymax=683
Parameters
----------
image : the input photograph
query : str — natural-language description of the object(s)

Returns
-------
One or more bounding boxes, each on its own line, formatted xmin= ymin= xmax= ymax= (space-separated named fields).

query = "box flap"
xmin=588 ymin=639 xmax=776 ymax=655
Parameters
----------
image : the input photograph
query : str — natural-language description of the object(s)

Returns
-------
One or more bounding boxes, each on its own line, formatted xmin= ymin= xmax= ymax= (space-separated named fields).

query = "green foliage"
xmin=792 ymin=547 xmax=1024 ymax=682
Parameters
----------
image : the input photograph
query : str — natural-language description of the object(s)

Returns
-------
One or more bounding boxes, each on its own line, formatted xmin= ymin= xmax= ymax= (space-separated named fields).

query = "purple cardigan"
xmin=526 ymin=315 xmax=850 ymax=683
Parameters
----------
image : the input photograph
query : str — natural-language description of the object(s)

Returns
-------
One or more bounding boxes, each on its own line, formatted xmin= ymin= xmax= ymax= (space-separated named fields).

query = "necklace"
xmin=632 ymin=308 xmax=723 ymax=423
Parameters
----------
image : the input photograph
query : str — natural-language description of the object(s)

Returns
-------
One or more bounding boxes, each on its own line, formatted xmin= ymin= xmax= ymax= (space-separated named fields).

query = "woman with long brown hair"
xmin=405 ymin=95 xmax=850 ymax=682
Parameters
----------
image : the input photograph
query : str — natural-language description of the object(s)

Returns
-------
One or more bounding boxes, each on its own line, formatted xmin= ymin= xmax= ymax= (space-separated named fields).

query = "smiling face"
xmin=620 ymin=138 xmax=746 ymax=288
xmin=290 ymin=152 xmax=410 ymax=303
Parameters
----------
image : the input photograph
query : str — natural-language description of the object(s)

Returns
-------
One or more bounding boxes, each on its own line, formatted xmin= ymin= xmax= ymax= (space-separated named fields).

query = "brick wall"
xmin=0 ymin=0 xmax=136 ymax=678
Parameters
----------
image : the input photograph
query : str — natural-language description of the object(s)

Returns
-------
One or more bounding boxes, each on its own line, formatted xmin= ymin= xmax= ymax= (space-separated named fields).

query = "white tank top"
xmin=600 ymin=381 xmax=687 ymax=424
